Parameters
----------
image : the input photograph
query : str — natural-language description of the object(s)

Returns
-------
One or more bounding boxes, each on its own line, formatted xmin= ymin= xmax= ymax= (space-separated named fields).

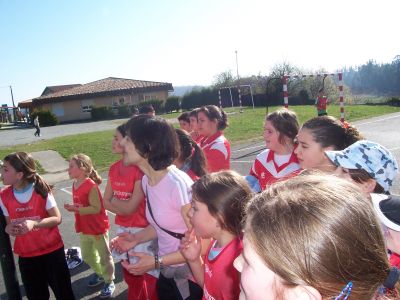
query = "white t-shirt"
xmin=0 ymin=183 xmax=56 ymax=216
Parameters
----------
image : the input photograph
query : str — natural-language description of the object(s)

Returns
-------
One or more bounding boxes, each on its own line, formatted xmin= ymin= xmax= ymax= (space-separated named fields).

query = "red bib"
xmin=1 ymin=186 xmax=63 ymax=257
xmin=73 ymin=178 xmax=109 ymax=234
xmin=109 ymin=160 xmax=148 ymax=228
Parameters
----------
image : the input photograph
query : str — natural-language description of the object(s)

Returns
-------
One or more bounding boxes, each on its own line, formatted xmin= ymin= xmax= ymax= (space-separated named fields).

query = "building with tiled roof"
xmin=31 ymin=77 xmax=173 ymax=123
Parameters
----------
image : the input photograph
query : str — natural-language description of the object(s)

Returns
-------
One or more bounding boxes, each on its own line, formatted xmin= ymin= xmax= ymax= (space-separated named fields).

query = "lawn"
xmin=1 ymin=105 xmax=399 ymax=172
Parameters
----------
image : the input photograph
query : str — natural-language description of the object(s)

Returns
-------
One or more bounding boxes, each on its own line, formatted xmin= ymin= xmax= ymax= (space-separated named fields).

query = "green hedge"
xmin=138 ymin=99 xmax=164 ymax=114
xmin=164 ymin=96 xmax=180 ymax=113
xmin=91 ymin=106 xmax=115 ymax=120
xmin=30 ymin=110 xmax=59 ymax=127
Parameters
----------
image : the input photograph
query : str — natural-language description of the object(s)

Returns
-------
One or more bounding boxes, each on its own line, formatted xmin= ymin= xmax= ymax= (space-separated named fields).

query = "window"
xmin=119 ymin=98 xmax=125 ymax=105
xmin=52 ymin=103 xmax=64 ymax=117
xmin=81 ymin=99 xmax=94 ymax=113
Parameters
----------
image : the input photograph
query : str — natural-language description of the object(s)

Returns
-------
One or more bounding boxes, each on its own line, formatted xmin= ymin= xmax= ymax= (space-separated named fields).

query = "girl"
xmin=189 ymin=108 xmax=203 ymax=144
xmin=180 ymin=170 xmax=252 ymax=300
xmin=234 ymin=173 xmax=399 ymax=300
xmin=295 ymin=115 xmax=363 ymax=172
xmin=325 ymin=140 xmax=400 ymax=269
xmin=64 ymin=154 xmax=115 ymax=299
xmin=197 ymin=105 xmax=230 ymax=172
xmin=178 ymin=112 xmax=192 ymax=133
xmin=247 ymin=109 xmax=301 ymax=192
xmin=102 ymin=124 xmax=158 ymax=300
xmin=175 ymin=128 xmax=207 ymax=181
xmin=0 ymin=152 xmax=75 ymax=300
xmin=111 ymin=115 xmax=203 ymax=300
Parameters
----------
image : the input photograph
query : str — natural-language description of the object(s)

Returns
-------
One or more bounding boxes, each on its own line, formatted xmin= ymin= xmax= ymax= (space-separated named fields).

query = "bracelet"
xmin=154 ymin=254 xmax=164 ymax=269
xmin=154 ymin=254 xmax=159 ymax=269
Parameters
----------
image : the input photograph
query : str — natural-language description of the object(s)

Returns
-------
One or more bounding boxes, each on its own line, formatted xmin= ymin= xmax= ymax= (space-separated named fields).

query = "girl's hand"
xmin=18 ymin=220 xmax=37 ymax=234
xmin=180 ymin=228 xmax=202 ymax=262
xmin=121 ymin=252 xmax=155 ymax=275
xmin=110 ymin=232 xmax=138 ymax=253
xmin=64 ymin=203 xmax=80 ymax=212
xmin=5 ymin=223 xmax=22 ymax=236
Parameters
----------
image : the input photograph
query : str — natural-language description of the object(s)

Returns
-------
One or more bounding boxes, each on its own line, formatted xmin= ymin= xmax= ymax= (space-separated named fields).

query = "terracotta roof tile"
xmin=34 ymin=77 xmax=173 ymax=102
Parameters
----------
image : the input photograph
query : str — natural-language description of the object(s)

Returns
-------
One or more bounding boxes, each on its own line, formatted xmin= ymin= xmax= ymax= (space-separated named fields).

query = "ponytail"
xmin=4 ymin=152 xmax=52 ymax=199
xmin=198 ymin=105 xmax=229 ymax=131
xmin=89 ymin=169 xmax=102 ymax=185
xmin=190 ymin=141 xmax=207 ymax=178
xmin=175 ymin=128 xmax=207 ymax=178
xmin=34 ymin=173 xmax=52 ymax=199
xmin=70 ymin=153 xmax=101 ymax=184
xmin=343 ymin=123 xmax=364 ymax=148
xmin=302 ymin=116 xmax=363 ymax=150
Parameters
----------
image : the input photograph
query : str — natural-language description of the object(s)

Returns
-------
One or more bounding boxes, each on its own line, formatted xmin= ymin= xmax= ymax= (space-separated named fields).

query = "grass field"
xmin=1 ymin=104 xmax=400 ymax=172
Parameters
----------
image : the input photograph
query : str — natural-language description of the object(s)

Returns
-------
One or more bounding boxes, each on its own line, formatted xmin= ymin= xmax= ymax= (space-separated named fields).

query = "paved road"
xmin=1 ymin=112 xmax=400 ymax=299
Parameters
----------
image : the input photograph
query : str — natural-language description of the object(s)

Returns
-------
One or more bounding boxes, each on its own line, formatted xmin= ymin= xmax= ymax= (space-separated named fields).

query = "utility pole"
xmin=0 ymin=208 xmax=22 ymax=300
xmin=235 ymin=51 xmax=243 ymax=112
xmin=9 ymin=85 xmax=17 ymax=123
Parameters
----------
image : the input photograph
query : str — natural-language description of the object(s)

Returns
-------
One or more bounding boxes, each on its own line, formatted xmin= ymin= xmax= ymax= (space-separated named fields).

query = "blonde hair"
xmin=70 ymin=153 xmax=102 ymax=185
xmin=246 ymin=172 xmax=397 ymax=299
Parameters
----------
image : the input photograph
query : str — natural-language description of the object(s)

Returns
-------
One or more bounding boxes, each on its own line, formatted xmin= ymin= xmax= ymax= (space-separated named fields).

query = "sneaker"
xmin=65 ymin=247 xmax=83 ymax=270
xmin=87 ymin=273 xmax=104 ymax=287
xmin=99 ymin=282 xmax=115 ymax=299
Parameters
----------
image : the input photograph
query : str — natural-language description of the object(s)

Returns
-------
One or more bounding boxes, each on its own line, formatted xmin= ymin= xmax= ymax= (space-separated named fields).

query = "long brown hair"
xmin=4 ymin=152 xmax=52 ymax=199
xmin=70 ymin=154 xmax=102 ymax=185
xmin=175 ymin=128 xmax=207 ymax=177
xmin=301 ymin=116 xmax=363 ymax=150
xmin=192 ymin=170 xmax=252 ymax=236
xmin=246 ymin=173 xmax=396 ymax=299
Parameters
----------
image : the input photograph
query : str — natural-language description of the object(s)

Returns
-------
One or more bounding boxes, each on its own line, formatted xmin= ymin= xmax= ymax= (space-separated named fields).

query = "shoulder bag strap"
xmin=146 ymin=186 xmax=185 ymax=240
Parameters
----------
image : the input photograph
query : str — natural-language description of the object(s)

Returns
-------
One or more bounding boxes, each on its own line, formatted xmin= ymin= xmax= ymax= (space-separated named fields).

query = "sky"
xmin=0 ymin=0 xmax=399 ymax=106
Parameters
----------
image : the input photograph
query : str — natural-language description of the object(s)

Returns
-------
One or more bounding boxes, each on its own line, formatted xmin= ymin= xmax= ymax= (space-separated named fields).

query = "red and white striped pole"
xmin=338 ymin=73 xmax=344 ymax=122
xmin=282 ymin=76 xmax=288 ymax=108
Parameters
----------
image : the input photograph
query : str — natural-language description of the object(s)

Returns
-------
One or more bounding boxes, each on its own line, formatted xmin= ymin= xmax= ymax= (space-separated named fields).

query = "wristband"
xmin=154 ymin=254 xmax=159 ymax=269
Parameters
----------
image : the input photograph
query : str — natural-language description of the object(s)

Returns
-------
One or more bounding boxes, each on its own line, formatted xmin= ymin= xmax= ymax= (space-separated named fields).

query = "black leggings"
xmin=157 ymin=273 xmax=203 ymax=300
xmin=18 ymin=247 xmax=75 ymax=300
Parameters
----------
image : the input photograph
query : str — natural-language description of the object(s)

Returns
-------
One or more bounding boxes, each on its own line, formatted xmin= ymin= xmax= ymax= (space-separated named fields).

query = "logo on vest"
xmin=205 ymin=263 xmax=213 ymax=278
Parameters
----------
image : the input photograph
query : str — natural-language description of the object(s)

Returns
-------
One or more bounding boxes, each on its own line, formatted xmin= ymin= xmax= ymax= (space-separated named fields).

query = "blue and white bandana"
xmin=325 ymin=140 xmax=399 ymax=192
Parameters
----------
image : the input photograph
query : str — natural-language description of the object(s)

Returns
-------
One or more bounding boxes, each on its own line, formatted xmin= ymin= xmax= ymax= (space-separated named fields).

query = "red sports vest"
xmin=72 ymin=178 xmax=110 ymax=235
xmin=200 ymin=131 xmax=231 ymax=172
xmin=317 ymin=96 xmax=328 ymax=110
xmin=1 ymin=186 xmax=63 ymax=257
xmin=109 ymin=160 xmax=148 ymax=228
xmin=203 ymin=237 xmax=242 ymax=300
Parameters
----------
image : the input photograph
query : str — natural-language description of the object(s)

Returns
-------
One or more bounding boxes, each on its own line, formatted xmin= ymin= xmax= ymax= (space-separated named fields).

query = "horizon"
xmin=1 ymin=0 xmax=399 ymax=106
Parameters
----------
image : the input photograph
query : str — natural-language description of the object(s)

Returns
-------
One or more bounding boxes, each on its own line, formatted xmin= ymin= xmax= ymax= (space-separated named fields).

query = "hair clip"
xmin=334 ymin=281 xmax=353 ymax=300
xmin=383 ymin=267 xmax=400 ymax=290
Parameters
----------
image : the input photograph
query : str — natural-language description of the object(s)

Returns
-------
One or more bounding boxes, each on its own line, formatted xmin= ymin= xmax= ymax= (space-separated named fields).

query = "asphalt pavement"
xmin=1 ymin=112 xmax=400 ymax=299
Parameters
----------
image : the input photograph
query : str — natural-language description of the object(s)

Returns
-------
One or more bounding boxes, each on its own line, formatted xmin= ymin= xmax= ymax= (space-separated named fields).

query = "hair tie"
xmin=335 ymin=281 xmax=353 ymax=300
xmin=383 ymin=267 xmax=400 ymax=289
xmin=341 ymin=121 xmax=350 ymax=129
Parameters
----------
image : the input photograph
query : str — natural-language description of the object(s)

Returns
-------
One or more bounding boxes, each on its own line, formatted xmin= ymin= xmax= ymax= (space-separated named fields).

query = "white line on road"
xmin=356 ymin=114 xmax=400 ymax=126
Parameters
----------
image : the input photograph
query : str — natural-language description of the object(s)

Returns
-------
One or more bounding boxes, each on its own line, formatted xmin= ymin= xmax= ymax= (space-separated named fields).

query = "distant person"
xmin=198 ymin=105 xmax=230 ymax=172
xmin=315 ymin=88 xmax=329 ymax=116
xmin=139 ymin=105 xmax=155 ymax=116
xmin=131 ymin=107 xmax=139 ymax=117
xmin=189 ymin=108 xmax=203 ymax=144
xmin=34 ymin=115 xmax=41 ymax=137
xmin=64 ymin=154 xmax=115 ymax=299
xmin=178 ymin=112 xmax=191 ymax=133
xmin=0 ymin=152 xmax=75 ymax=300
